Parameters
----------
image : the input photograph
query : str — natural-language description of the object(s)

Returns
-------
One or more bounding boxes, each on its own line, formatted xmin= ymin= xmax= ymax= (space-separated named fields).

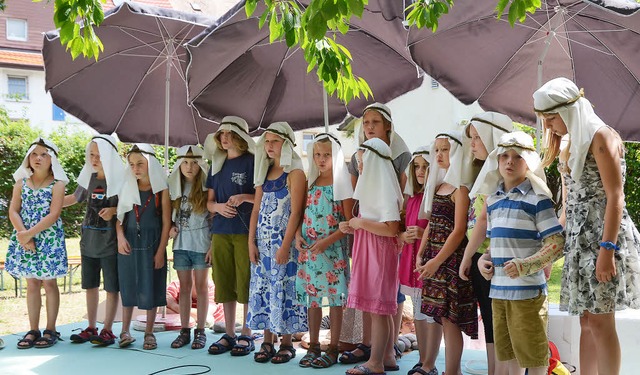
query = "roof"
xmin=0 ymin=49 xmax=44 ymax=69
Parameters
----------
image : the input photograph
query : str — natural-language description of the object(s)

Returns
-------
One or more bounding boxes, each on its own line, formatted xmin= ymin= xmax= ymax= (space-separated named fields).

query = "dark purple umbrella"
xmin=408 ymin=0 xmax=640 ymax=141
xmin=185 ymin=0 xmax=422 ymax=133
xmin=43 ymin=2 xmax=214 ymax=154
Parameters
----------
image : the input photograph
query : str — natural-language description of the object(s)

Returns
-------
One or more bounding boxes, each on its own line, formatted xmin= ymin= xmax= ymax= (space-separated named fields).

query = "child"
xmin=459 ymin=112 xmax=513 ymax=374
xmin=116 ymin=143 xmax=171 ymax=350
xmin=204 ymin=116 xmax=256 ymax=356
xmin=295 ymin=133 xmax=353 ymax=368
xmin=341 ymin=137 xmax=403 ymax=375
xmin=6 ymin=137 xmax=68 ymax=349
xmin=247 ymin=121 xmax=308 ymax=364
xmin=167 ymin=145 xmax=211 ymax=349
xmin=474 ymin=131 xmax=565 ymax=375
xmin=398 ymin=145 xmax=440 ymax=375
xmin=534 ymin=78 xmax=640 ymax=375
xmin=65 ymin=134 xmax=124 ymax=346
xmin=416 ymin=131 xmax=477 ymax=375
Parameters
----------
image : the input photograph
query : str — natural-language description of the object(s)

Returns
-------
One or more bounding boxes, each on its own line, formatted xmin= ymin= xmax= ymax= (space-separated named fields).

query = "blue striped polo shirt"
xmin=486 ymin=179 xmax=563 ymax=300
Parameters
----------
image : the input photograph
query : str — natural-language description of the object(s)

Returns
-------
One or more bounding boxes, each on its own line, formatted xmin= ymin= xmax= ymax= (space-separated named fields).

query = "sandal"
xmin=311 ymin=344 xmax=339 ymax=368
xmin=118 ymin=331 xmax=136 ymax=348
xmin=230 ymin=334 xmax=255 ymax=356
xmin=254 ymin=342 xmax=276 ymax=363
xmin=171 ymin=328 xmax=191 ymax=349
xmin=394 ymin=343 xmax=402 ymax=359
xmin=191 ymin=328 xmax=207 ymax=350
xmin=271 ymin=344 xmax=296 ymax=364
xmin=143 ymin=333 xmax=157 ymax=350
xmin=339 ymin=343 xmax=371 ymax=364
xmin=34 ymin=330 xmax=60 ymax=349
xmin=17 ymin=330 xmax=41 ymax=349
xmin=347 ymin=364 xmax=387 ymax=375
xmin=208 ymin=333 xmax=236 ymax=354
xmin=299 ymin=342 xmax=322 ymax=368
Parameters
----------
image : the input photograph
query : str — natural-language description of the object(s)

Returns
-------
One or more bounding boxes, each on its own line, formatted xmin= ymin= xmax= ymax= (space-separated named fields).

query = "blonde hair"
xmin=215 ymin=131 xmax=249 ymax=154
xmin=171 ymin=157 xmax=208 ymax=214
xmin=408 ymin=156 xmax=428 ymax=194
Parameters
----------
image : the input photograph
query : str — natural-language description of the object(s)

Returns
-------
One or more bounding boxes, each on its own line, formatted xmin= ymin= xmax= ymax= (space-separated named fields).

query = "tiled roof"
xmin=102 ymin=0 xmax=174 ymax=11
xmin=0 ymin=49 xmax=44 ymax=68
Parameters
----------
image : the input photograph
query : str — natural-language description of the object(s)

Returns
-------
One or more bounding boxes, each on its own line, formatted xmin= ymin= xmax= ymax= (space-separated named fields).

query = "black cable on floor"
xmin=148 ymin=364 xmax=212 ymax=375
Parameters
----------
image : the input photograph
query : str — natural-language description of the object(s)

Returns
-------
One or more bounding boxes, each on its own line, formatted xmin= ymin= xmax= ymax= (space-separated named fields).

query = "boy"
xmin=64 ymin=135 xmax=124 ymax=346
xmin=473 ymin=131 xmax=564 ymax=375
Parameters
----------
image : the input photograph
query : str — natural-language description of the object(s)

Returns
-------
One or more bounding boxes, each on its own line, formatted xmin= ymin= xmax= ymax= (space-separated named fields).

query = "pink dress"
xmin=347 ymin=223 xmax=401 ymax=315
xmin=399 ymin=193 xmax=428 ymax=289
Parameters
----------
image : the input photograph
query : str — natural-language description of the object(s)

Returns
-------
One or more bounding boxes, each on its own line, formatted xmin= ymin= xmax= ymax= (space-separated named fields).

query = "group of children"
xmin=4 ymin=77 xmax=640 ymax=375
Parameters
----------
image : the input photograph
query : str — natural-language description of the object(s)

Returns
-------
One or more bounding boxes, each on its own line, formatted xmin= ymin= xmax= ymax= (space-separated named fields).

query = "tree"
xmin=43 ymin=0 xmax=539 ymax=104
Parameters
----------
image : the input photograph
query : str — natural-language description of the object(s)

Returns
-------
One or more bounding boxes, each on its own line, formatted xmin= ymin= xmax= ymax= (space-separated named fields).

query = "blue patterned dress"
xmin=6 ymin=179 xmax=68 ymax=279
xmin=247 ymin=171 xmax=308 ymax=334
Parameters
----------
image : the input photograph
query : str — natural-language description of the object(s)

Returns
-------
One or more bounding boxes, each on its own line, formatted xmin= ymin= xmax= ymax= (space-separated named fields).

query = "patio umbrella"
xmin=43 ymin=2 xmax=214 ymax=163
xmin=407 ymin=0 xmax=640 ymax=141
xmin=185 ymin=0 xmax=423 ymax=133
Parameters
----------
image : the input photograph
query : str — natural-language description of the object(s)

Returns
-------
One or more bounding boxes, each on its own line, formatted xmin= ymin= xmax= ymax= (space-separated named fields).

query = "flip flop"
xmin=345 ymin=364 xmax=387 ymax=375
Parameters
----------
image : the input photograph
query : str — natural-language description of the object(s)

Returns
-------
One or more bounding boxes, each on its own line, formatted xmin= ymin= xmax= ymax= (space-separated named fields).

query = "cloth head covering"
xmin=404 ymin=144 xmax=431 ymax=196
xmin=117 ymin=143 xmax=168 ymax=222
xmin=353 ymin=138 xmax=403 ymax=222
xmin=254 ymin=121 xmax=303 ymax=187
xmin=470 ymin=131 xmax=552 ymax=198
xmin=306 ymin=133 xmax=353 ymax=201
xmin=167 ymin=145 xmax=209 ymax=201
xmin=77 ymin=134 xmax=124 ymax=198
xmin=203 ymin=115 xmax=256 ymax=176
xmin=533 ymin=77 xmax=606 ymax=181
xmin=421 ymin=130 xmax=469 ymax=218
xmin=358 ymin=102 xmax=410 ymax=160
xmin=13 ymin=137 xmax=68 ymax=184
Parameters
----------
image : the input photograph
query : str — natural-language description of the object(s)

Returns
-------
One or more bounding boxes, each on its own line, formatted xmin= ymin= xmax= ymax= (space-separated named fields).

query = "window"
xmin=7 ymin=76 xmax=28 ymax=100
xmin=302 ymin=133 xmax=315 ymax=155
xmin=6 ymin=18 xmax=27 ymax=41
xmin=52 ymin=104 xmax=66 ymax=121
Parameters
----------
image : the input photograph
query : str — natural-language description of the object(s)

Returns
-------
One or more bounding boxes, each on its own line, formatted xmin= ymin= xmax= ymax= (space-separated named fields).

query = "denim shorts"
xmin=172 ymin=250 xmax=210 ymax=271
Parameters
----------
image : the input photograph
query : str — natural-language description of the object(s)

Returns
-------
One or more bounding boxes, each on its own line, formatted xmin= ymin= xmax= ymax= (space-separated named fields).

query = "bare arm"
xmin=63 ymin=193 xmax=79 ymax=207
xmin=8 ymin=180 xmax=26 ymax=232
xmin=275 ymin=170 xmax=306 ymax=264
xmin=154 ymin=189 xmax=172 ymax=269
xmin=248 ymin=186 xmax=263 ymax=264
xmin=460 ymin=200 xmax=488 ymax=280
xmin=350 ymin=217 xmax=400 ymax=237
xmin=558 ymin=173 xmax=567 ymax=228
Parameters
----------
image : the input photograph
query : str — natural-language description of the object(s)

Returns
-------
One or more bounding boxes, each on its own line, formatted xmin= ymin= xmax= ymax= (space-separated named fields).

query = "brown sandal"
xmin=143 ymin=333 xmax=157 ymax=350
xmin=191 ymin=328 xmax=207 ymax=350
xmin=311 ymin=344 xmax=340 ymax=368
xmin=171 ymin=328 xmax=191 ymax=348
xmin=299 ymin=342 xmax=322 ymax=367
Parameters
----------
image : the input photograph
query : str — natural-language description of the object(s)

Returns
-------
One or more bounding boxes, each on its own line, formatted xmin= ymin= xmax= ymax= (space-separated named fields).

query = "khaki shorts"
xmin=492 ymin=292 xmax=549 ymax=368
xmin=211 ymin=234 xmax=250 ymax=304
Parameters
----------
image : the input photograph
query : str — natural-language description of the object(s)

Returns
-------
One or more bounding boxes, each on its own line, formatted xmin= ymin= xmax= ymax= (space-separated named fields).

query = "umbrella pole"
xmin=164 ymin=45 xmax=173 ymax=170
xmin=536 ymin=30 xmax=555 ymax=153
xmin=323 ymin=86 xmax=329 ymax=133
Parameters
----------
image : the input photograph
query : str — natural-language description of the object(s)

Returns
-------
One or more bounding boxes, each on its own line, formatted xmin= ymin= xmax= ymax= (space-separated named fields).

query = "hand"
xmin=205 ymin=249 xmax=211 ymax=264
xmin=226 ymin=195 xmax=243 ymax=208
xmin=154 ymin=251 xmax=165 ymax=270
xmin=398 ymin=231 xmax=411 ymax=245
xmin=339 ymin=221 xmax=353 ymax=234
xmin=596 ymin=250 xmax=617 ymax=283
xmin=406 ymin=226 xmax=421 ymax=241
xmin=216 ymin=203 xmax=237 ymax=218
xmin=416 ymin=259 xmax=440 ymax=279
xmin=309 ymin=238 xmax=328 ymax=256
xmin=478 ymin=255 xmax=494 ymax=281
xmin=459 ymin=255 xmax=472 ymax=281
xmin=248 ymin=241 xmax=259 ymax=265
xmin=98 ymin=207 xmax=116 ymax=221
xmin=295 ymin=231 xmax=309 ymax=252
xmin=275 ymin=246 xmax=290 ymax=265
xmin=17 ymin=230 xmax=33 ymax=246
xmin=169 ymin=226 xmax=179 ymax=239
xmin=118 ymin=235 xmax=131 ymax=255
xmin=22 ymin=239 xmax=36 ymax=252
xmin=348 ymin=217 xmax=363 ymax=230
xmin=503 ymin=260 xmax=520 ymax=279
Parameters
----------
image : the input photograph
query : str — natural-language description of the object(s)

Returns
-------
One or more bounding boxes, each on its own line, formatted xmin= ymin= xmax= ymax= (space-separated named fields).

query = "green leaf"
xmin=495 ymin=0 xmax=510 ymax=19
xmin=347 ymin=0 xmax=364 ymax=17
xmin=245 ymin=0 xmax=258 ymax=17
xmin=258 ymin=10 xmax=269 ymax=29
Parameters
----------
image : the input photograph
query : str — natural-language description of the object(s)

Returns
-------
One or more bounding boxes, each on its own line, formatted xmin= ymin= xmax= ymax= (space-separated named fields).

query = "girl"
xmin=116 ymin=143 xmax=171 ymax=350
xmin=534 ymin=77 xmax=640 ymax=375
xmin=459 ymin=112 xmax=513 ymax=375
xmin=167 ymin=145 xmax=211 ymax=349
xmin=247 ymin=122 xmax=308 ymax=364
xmin=416 ymin=131 xmax=477 ymax=375
xmin=341 ymin=137 xmax=404 ymax=375
xmin=7 ymin=138 xmax=68 ymax=349
xmin=341 ymin=102 xmax=411 ymax=366
xmin=398 ymin=145 xmax=441 ymax=375
xmin=205 ymin=116 xmax=256 ymax=356
xmin=295 ymin=133 xmax=353 ymax=368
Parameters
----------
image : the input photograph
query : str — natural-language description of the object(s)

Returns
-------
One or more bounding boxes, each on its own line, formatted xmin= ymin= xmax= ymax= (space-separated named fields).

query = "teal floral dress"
xmin=5 ymin=179 xmax=68 ymax=279
xmin=296 ymin=185 xmax=349 ymax=308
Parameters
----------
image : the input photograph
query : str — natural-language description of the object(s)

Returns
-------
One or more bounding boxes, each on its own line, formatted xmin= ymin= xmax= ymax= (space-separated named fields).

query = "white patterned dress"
xmin=247 ymin=171 xmax=308 ymax=334
xmin=560 ymin=153 xmax=640 ymax=315
xmin=5 ymin=179 xmax=68 ymax=279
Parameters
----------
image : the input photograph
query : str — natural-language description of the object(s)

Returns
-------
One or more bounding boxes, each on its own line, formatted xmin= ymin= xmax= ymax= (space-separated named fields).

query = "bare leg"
xmin=85 ymin=287 xmax=99 ymax=328
xmin=362 ymin=311 xmax=371 ymax=346
xmin=347 ymin=313 xmax=388 ymax=374
xmin=504 ymin=359 xmax=525 ymax=375
xmin=176 ymin=270 xmax=192 ymax=329
xmin=419 ymin=321 xmax=443 ymax=373
xmin=241 ymin=303 xmax=251 ymax=336
xmin=42 ymin=279 xmax=60 ymax=332
xmin=121 ymin=306 xmax=133 ymax=334
xmin=223 ymin=302 xmax=237 ymax=336
xmin=329 ymin=306 xmax=343 ymax=346
xmin=308 ymin=307 xmax=322 ymax=345
xmin=383 ymin=314 xmax=398 ymax=368
xmin=145 ymin=307 xmax=158 ymax=334
xmin=414 ymin=319 xmax=428 ymax=364
xmin=582 ymin=311 xmax=621 ymax=375
xmin=25 ymin=278 xmax=42 ymax=331
xmin=193 ymin=269 xmax=209 ymax=329
xmin=442 ymin=318 xmax=463 ymax=375
xmin=103 ymin=291 xmax=119 ymax=331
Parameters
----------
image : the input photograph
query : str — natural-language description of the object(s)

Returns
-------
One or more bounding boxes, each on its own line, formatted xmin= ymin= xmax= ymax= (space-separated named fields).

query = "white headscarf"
xmin=77 ymin=134 xmax=124 ymax=198
xmin=421 ymin=130 xmax=468 ymax=218
xmin=533 ymin=77 xmax=606 ymax=181
xmin=254 ymin=121 xmax=303 ymax=187
xmin=353 ymin=138 xmax=403 ymax=222
xmin=306 ymin=133 xmax=353 ymax=201
xmin=358 ymin=102 xmax=410 ymax=160
xmin=470 ymin=131 xmax=552 ymax=199
xmin=404 ymin=144 xmax=431 ymax=196
xmin=167 ymin=145 xmax=209 ymax=201
xmin=203 ymin=115 xmax=256 ymax=176
xmin=13 ymin=137 xmax=68 ymax=184
xmin=117 ymin=143 xmax=168 ymax=222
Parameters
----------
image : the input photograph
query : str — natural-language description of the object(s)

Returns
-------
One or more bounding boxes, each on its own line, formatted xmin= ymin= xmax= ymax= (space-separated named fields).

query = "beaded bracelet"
xmin=599 ymin=241 xmax=620 ymax=251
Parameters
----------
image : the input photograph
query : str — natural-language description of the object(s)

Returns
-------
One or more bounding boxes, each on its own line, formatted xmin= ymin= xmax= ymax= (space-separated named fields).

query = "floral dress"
xmin=5 ymin=179 xmax=68 ymax=279
xmin=296 ymin=185 xmax=349 ymax=308
xmin=247 ymin=171 xmax=308 ymax=334
xmin=560 ymin=153 xmax=640 ymax=314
